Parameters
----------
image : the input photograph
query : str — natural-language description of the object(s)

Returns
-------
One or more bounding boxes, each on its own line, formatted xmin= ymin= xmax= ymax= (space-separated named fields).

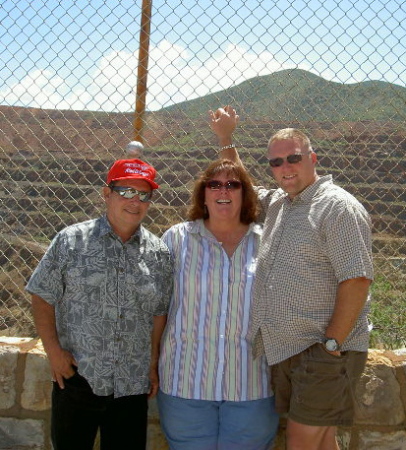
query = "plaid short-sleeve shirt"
xmin=26 ymin=215 xmax=173 ymax=397
xmin=251 ymin=175 xmax=374 ymax=366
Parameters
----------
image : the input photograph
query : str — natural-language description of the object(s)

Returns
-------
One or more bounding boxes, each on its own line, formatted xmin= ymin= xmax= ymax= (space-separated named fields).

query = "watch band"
xmin=323 ymin=338 xmax=341 ymax=352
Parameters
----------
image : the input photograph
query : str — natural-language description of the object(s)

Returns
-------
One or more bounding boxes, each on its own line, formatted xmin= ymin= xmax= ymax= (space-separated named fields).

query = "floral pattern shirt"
xmin=26 ymin=215 xmax=173 ymax=397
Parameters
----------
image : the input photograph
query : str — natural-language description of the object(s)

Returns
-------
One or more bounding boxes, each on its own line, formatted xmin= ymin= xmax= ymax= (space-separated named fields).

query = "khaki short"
xmin=271 ymin=343 xmax=367 ymax=427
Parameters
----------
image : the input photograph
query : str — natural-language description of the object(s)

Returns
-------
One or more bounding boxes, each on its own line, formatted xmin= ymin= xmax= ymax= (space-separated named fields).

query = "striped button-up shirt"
xmin=26 ymin=215 xmax=173 ymax=397
xmin=159 ymin=220 xmax=272 ymax=401
xmin=250 ymin=175 xmax=374 ymax=366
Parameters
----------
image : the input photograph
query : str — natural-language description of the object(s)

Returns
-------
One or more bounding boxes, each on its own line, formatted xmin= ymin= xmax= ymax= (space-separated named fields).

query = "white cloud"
xmin=146 ymin=42 xmax=302 ymax=110
xmin=0 ymin=69 xmax=66 ymax=108
xmin=0 ymin=41 xmax=308 ymax=112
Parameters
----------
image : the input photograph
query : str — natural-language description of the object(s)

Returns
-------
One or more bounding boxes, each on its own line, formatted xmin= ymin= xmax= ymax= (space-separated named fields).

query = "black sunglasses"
xmin=206 ymin=180 xmax=242 ymax=191
xmin=109 ymin=185 xmax=153 ymax=203
xmin=268 ymin=152 xmax=310 ymax=168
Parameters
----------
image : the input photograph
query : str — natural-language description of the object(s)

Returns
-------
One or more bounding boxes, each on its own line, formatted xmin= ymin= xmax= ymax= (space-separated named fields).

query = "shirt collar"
xmin=189 ymin=219 xmax=262 ymax=238
xmin=98 ymin=214 xmax=142 ymax=243
xmin=98 ymin=215 xmax=112 ymax=237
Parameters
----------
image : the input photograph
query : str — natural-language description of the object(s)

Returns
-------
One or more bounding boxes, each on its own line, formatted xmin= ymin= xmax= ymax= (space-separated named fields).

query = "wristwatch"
xmin=323 ymin=338 xmax=341 ymax=352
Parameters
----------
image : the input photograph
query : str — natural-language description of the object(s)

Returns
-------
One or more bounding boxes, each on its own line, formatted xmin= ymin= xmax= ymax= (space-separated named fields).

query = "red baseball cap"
xmin=106 ymin=159 xmax=159 ymax=189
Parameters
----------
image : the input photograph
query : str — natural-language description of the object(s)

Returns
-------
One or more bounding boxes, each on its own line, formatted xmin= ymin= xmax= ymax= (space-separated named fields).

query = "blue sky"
xmin=0 ymin=0 xmax=404 ymax=111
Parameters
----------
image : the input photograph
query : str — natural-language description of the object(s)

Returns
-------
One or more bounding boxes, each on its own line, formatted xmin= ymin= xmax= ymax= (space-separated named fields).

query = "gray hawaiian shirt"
xmin=26 ymin=215 xmax=173 ymax=397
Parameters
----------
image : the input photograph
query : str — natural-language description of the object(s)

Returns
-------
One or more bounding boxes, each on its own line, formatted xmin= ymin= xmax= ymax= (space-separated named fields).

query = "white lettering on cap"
xmin=124 ymin=162 xmax=150 ymax=170
xmin=124 ymin=168 xmax=149 ymax=176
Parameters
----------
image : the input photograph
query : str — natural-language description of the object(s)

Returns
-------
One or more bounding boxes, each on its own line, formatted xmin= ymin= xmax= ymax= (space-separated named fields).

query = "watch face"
xmin=325 ymin=339 xmax=339 ymax=351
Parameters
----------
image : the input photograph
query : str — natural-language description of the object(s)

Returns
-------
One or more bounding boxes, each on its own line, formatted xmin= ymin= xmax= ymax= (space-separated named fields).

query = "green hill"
xmin=163 ymin=69 xmax=406 ymax=122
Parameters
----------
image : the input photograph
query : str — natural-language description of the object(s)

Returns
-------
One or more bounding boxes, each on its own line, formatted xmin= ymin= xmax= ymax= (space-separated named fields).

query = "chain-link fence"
xmin=1 ymin=1 xmax=405 ymax=346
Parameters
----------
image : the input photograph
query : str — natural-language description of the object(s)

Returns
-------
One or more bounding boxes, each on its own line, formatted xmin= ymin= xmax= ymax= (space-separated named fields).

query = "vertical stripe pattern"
xmin=159 ymin=220 xmax=271 ymax=401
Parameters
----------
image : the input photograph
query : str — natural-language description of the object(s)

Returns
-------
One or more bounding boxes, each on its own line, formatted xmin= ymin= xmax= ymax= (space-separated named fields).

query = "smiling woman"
xmin=204 ymin=172 xmax=246 ymax=255
xmin=188 ymin=159 xmax=258 ymax=225
xmin=156 ymin=158 xmax=279 ymax=450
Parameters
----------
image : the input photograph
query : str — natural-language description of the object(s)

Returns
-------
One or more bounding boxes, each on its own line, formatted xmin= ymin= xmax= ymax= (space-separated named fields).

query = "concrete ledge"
xmin=0 ymin=337 xmax=405 ymax=450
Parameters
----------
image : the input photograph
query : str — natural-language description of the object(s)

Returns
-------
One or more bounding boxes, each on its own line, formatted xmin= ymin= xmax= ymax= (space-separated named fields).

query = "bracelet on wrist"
xmin=220 ymin=144 xmax=235 ymax=151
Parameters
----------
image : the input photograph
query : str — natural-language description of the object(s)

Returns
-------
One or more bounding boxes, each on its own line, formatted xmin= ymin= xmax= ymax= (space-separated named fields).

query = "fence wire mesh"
xmin=0 ymin=1 xmax=405 ymax=346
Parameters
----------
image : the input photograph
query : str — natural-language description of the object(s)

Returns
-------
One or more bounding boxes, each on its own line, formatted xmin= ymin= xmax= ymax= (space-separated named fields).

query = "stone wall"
xmin=0 ymin=337 xmax=405 ymax=450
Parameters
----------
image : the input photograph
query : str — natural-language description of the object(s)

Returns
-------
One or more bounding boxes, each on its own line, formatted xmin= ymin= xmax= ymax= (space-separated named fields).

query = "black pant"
xmin=51 ymin=372 xmax=148 ymax=450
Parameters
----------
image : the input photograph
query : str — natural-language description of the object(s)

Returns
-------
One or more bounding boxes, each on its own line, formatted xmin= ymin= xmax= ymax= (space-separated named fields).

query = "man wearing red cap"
xmin=26 ymin=159 xmax=173 ymax=450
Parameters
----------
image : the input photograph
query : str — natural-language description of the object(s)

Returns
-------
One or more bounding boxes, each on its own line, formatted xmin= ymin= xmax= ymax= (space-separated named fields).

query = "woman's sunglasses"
xmin=205 ymin=180 xmax=242 ymax=191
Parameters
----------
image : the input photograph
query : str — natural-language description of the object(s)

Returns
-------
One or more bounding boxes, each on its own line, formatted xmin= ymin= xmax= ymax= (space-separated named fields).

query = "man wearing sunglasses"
xmin=26 ymin=158 xmax=173 ymax=450
xmin=210 ymin=106 xmax=373 ymax=450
